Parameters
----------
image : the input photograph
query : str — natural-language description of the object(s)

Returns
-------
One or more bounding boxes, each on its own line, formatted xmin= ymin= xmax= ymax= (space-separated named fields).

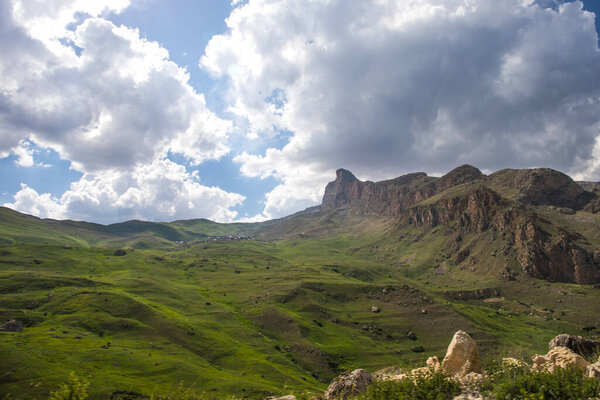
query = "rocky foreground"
xmin=269 ymin=331 xmax=600 ymax=400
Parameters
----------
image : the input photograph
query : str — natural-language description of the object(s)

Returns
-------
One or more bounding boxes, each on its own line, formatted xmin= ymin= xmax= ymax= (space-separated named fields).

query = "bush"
xmin=357 ymin=371 xmax=460 ymax=400
xmin=48 ymin=372 xmax=90 ymax=400
xmin=488 ymin=366 xmax=600 ymax=400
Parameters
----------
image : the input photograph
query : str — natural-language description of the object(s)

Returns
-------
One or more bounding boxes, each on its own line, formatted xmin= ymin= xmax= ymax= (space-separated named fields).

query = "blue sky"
xmin=1 ymin=0 xmax=600 ymax=224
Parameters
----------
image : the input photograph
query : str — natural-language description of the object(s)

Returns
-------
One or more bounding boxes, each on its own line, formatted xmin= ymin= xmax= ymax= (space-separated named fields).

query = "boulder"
xmin=323 ymin=369 xmax=372 ymax=400
xmin=532 ymin=346 xmax=589 ymax=373
xmin=549 ymin=334 xmax=600 ymax=358
xmin=442 ymin=331 xmax=482 ymax=377
xmin=587 ymin=360 xmax=600 ymax=379
xmin=113 ymin=249 xmax=127 ymax=256
xmin=370 ymin=306 xmax=380 ymax=313
xmin=265 ymin=396 xmax=296 ymax=400
xmin=426 ymin=356 xmax=442 ymax=372
xmin=0 ymin=319 xmax=23 ymax=332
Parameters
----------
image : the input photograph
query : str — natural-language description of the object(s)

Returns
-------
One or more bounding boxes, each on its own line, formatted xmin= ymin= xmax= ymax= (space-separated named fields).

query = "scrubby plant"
xmin=357 ymin=370 xmax=460 ymax=400
xmin=48 ymin=372 xmax=89 ymax=400
xmin=489 ymin=366 xmax=600 ymax=400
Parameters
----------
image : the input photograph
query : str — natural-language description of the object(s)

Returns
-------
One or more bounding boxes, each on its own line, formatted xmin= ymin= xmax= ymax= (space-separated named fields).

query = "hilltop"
xmin=0 ymin=165 xmax=599 ymax=399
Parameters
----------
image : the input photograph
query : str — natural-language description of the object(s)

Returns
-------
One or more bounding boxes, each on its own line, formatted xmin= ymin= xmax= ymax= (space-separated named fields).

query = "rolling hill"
xmin=0 ymin=165 xmax=599 ymax=399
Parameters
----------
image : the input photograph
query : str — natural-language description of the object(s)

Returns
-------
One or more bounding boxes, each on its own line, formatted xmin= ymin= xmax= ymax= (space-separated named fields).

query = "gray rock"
xmin=549 ymin=334 xmax=600 ymax=358
xmin=0 ymin=320 xmax=23 ymax=332
xmin=323 ymin=369 xmax=372 ymax=400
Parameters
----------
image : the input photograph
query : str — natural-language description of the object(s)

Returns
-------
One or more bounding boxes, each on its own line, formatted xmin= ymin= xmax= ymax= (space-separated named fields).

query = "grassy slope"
xmin=0 ymin=201 xmax=599 ymax=399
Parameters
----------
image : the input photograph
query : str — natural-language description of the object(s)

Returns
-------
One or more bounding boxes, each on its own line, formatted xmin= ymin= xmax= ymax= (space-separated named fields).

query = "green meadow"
xmin=0 ymin=206 xmax=599 ymax=399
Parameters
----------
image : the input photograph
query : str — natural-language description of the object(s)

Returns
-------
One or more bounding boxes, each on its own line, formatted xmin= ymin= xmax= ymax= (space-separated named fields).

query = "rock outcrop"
xmin=488 ymin=168 xmax=594 ymax=209
xmin=323 ymin=331 xmax=600 ymax=400
xmin=442 ymin=331 xmax=482 ymax=377
xmin=320 ymin=165 xmax=600 ymax=284
xmin=323 ymin=369 xmax=372 ymax=400
xmin=321 ymin=165 xmax=484 ymax=217
xmin=0 ymin=319 xmax=23 ymax=332
xmin=532 ymin=346 xmax=590 ymax=373
xmin=549 ymin=334 xmax=600 ymax=358
xmin=588 ymin=360 xmax=600 ymax=379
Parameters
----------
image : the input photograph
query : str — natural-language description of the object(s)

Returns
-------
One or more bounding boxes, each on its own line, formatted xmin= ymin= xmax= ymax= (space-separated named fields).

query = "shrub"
xmin=357 ymin=371 xmax=460 ymax=400
xmin=48 ymin=372 xmax=89 ymax=400
xmin=488 ymin=366 xmax=600 ymax=400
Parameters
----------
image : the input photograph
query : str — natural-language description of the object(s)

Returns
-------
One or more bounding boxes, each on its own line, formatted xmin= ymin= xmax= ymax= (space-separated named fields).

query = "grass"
xmin=0 ymin=198 xmax=599 ymax=399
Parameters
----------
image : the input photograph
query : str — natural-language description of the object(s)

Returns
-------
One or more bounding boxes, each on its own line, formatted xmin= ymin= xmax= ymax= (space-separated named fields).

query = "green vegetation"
xmin=487 ymin=366 xmax=600 ymax=400
xmin=48 ymin=372 xmax=89 ymax=400
xmin=358 ymin=371 xmax=460 ymax=400
xmin=355 ymin=366 xmax=600 ymax=400
xmin=0 ymin=201 xmax=599 ymax=399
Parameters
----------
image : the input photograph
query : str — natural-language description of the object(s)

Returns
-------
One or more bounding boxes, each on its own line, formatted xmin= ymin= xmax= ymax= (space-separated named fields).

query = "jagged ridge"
xmin=320 ymin=165 xmax=600 ymax=284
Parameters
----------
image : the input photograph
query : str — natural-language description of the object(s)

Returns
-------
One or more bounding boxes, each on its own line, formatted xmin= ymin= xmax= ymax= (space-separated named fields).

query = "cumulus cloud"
xmin=4 ymin=159 xmax=245 ymax=224
xmin=1 ymin=4 xmax=231 ymax=172
xmin=0 ymin=0 xmax=243 ymax=223
xmin=203 ymin=0 xmax=600 ymax=218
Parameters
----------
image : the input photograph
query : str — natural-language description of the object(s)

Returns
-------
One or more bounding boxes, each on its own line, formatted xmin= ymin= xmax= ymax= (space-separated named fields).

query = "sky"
xmin=1 ymin=0 xmax=600 ymax=224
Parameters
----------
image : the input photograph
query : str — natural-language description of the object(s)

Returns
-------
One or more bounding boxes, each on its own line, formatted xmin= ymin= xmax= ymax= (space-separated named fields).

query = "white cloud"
xmin=0 ymin=0 xmax=244 ymax=223
xmin=4 ymin=159 xmax=245 ymax=224
xmin=7 ymin=184 xmax=67 ymax=220
xmin=203 ymin=0 xmax=600 ymax=219
xmin=13 ymin=140 xmax=34 ymax=167
xmin=1 ymin=1 xmax=232 ymax=173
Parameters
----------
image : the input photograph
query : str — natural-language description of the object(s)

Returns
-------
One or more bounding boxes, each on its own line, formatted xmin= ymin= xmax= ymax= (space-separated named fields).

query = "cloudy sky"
xmin=1 ymin=0 xmax=599 ymax=224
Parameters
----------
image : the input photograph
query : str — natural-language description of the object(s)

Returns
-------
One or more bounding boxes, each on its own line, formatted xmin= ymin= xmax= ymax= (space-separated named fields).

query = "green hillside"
xmin=1 ymin=178 xmax=599 ymax=399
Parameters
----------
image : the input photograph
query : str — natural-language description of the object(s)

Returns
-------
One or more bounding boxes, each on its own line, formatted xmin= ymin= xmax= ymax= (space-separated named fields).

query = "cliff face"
xmin=321 ymin=165 xmax=483 ymax=216
xmin=320 ymin=165 xmax=600 ymax=284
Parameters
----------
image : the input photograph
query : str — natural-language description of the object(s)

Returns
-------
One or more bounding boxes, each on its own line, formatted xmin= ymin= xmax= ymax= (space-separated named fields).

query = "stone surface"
xmin=0 ymin=319 xmax=23 ymax=332
xmin=320 ymin=166 xmax=600 ymax=284
xmin=323 ymin=369 xmax=372 ymax=400
xmin=426 ymin=356 xmax=441 ymax=371
xmin=587 ymin=360 xmax=600 ymax=379
xmin=532 ymin=346 xmax=589 ymax=373
xmin=442 ymin=331 xmax=482 ymax=377
xmin=549 ymin=334 xmax=600 ymax=358
xmin=488 ymin=168 xmax=593 ymax=209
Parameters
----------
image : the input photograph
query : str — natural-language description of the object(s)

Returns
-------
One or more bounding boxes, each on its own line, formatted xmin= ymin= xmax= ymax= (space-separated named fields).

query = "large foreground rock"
xmin=532 ymin=346 xmax=589 ymax=373
xmin=0 ymin=320 xmax=23 ymax=332
xmin=549 ymin=334 xmax=600 ymax=358
xmin=323 ymin=369 xmax=372 ymax=400
xmin=442 ymin=331 xmax=482 ymax=377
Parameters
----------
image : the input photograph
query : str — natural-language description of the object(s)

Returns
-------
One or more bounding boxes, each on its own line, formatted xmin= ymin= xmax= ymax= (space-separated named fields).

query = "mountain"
xmin=1 ymin=165 xmax=600 ymax=399
xmin=319 ymin=164 xmax=600 ymax=284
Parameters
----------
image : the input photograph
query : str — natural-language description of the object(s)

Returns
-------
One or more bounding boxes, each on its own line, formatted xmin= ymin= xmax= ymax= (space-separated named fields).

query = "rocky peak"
xmin=436 ymin=164 xmax=484 ymax=191
xmin=488 ymin=168 xmax=594 ymax=209
xmin=335 ymin=168 xmax=358 ymax=183
xmin=321 ymin=169 xmax=362 ymax=209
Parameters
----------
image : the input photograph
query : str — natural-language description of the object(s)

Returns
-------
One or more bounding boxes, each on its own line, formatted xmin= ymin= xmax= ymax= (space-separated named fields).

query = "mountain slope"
xmin=1 ymin=165 xmax=600 ymax=399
